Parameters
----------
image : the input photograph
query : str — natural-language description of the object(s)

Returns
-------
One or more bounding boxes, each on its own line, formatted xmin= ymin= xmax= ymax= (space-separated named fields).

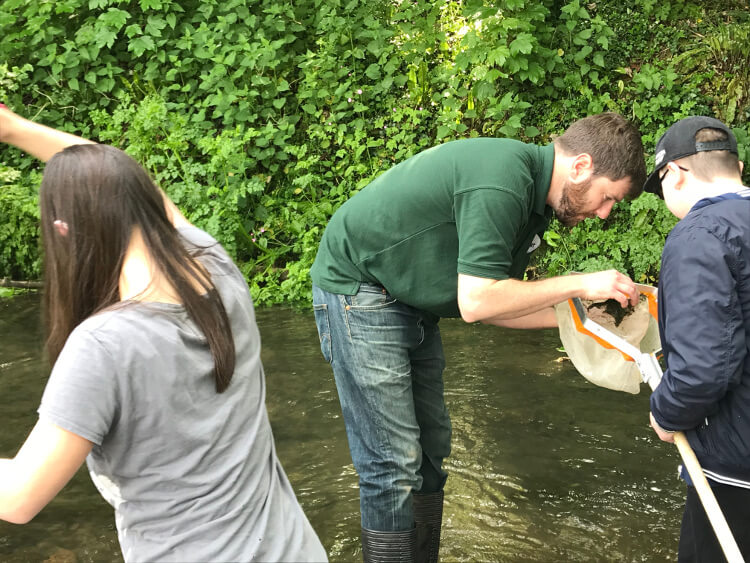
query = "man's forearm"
xmin=457 ymin=269 xmax=637 ymax=323
xmin=458 ymin=275 xmax=582 ymax=323
xmin=481 ymin=306 xmax=558 ymax=329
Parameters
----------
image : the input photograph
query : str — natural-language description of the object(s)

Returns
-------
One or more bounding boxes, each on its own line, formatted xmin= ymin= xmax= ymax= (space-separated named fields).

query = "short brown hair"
xmin=681 ymin=128 xmax=742 ymax=182
xmin=555 ymin=113 xmax=647 ymax=198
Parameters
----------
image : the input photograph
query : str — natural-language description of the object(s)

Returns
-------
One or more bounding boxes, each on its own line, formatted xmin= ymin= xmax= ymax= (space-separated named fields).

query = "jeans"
xmin=313 ymin=283 xmax=451 ymax=532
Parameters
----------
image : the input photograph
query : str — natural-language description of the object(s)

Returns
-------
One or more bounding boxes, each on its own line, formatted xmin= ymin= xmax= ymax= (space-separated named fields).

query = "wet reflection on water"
xmin=0 ymin=295 xmax=683 ymax=562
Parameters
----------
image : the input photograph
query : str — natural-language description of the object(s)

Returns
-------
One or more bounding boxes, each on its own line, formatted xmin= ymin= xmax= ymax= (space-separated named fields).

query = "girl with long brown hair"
xmin=0 ymin=105 xmax=326 ymax=562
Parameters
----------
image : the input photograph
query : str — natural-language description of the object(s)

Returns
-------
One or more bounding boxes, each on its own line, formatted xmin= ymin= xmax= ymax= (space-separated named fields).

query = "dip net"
xmin=554 ymin=290 xmax=660 ymax=394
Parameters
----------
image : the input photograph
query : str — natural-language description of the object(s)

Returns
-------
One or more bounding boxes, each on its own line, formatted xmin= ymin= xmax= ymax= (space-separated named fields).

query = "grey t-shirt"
xmin=38 ymin=227 xmax=327 ymax=563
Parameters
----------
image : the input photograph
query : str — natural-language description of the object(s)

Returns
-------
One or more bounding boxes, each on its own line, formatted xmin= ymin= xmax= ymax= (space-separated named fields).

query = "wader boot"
xmin=361 ymin=528 xmax=417 ymax=562
xmin=413 ymin=490 xmax=444 ymax=563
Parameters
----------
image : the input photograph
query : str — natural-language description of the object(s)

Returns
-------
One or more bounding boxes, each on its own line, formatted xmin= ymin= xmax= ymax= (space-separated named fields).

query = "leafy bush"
xmin=0 ymin=166 xmax=41 ymax=281
xmin=536 ymin=194 xmax=678 ymax=283
xmin=0 ymin=0 xmax=747 ymax=303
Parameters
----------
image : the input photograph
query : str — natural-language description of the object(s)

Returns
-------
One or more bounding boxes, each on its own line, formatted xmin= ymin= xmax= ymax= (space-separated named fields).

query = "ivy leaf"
xmin=129 ymin=35 xmax=155 ymax=56
xmin=365 ymin=64 xmax=381 ymax=80
xmin=145 ymin=15 xmax=167 ymax=37
xmin=573 ymin=45 xmax=593 ymax=63
xmin=573 ymin=28 xmax=593 ymax=46
xmin=509 ymin=34 xmax=534 ymax=56
xmin=124 ymin=24 xmax=142 ymax=38
xmin=524 ymin=125 xmax=540 ymax=138
xmin=94 ymin=28 xmax=118 ymax=49
xmin=139 ymin=0 xmax=163 ymax=9
xmin=561 ymin=2 xmax=579 ymax=16
xmin=475 ymin=81 xmax=496 ymax=100
xmin=436 ymin=125 xmax=451 ymax=139
xmin=487 ymin=46 xmax=509 ymax=67
xmin=97 ymin=77 xmax=115 ymax=92
xmin=100 ymin=8 xmax=130 ymax=29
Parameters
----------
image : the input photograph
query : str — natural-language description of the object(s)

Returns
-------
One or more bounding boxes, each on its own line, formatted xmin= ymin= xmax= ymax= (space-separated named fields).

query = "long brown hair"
xmin=40 ymin=144 xmax=236 ymax=392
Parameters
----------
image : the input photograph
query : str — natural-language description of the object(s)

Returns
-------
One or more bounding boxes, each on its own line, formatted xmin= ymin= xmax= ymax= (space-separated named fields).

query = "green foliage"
xmin=537 ymin=194 xmax=678 ymax=283
xmin=0 ymin=0 xmax=747 ymax=302
xmin=675 ymin=19 xmax=750 ymax=124
xmin=0 ymin=166 xmax=41 ymax=280
xmin=0 ymin=65 xmax=42 ymax=282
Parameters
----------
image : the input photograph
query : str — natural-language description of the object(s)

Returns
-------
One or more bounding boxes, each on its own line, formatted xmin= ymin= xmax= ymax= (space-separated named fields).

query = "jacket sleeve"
xmin=650 ymin=225 xmax=745 ymax=431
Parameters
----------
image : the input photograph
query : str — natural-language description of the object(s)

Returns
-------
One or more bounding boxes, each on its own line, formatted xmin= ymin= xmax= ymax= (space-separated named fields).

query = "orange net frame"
xmin=554 ymin=286 xmax=660 ymax=394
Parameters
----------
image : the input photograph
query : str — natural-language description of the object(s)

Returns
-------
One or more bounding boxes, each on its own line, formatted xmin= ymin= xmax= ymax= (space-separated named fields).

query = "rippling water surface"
xmin=0 ymin=294 xmax=684 ymax=562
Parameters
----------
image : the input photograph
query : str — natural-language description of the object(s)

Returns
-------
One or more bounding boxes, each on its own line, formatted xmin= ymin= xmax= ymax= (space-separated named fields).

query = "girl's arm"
xmin=0 ymin=104 xmax=94 ymax=162
xmin=0 ymin=420 xmax=92 ymax=524
xmin=0 ymin=105 xmax=98 ymax=522
xmin=0 ymin=104 xmax=192 ymax=229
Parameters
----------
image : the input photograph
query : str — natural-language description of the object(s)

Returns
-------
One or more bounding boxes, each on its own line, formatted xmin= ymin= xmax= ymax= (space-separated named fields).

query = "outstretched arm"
xmin=457 ymin=269 xmax=638 ymax=326
xmin=0 ymin=420 xmax=92 ymax=524
xmin=0 ymin=104 xmax=94 ymax=162
xmin=0 ymin=104 xmax=192 ymax=229
xmin=481 ymin=307 xmax=558 ymax=329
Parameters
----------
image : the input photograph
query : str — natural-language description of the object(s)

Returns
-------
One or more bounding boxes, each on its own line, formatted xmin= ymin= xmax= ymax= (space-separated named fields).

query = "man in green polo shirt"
xmin=310 ymin=112 xmax=646 ymax=562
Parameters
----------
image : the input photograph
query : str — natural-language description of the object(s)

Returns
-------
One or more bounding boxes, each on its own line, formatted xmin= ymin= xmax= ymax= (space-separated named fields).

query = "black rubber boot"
xmin=413 ymin=490 xmax=444 ymax=563
xmin=361 ymin=527 xmax=417 ymax=562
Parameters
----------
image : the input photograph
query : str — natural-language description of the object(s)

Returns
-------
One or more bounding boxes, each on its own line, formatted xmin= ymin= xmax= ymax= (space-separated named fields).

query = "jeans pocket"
xmin=349 ymin=284 xmax=397 ymax=309
xmin=313 ymin=303 xmax=332 ymax=363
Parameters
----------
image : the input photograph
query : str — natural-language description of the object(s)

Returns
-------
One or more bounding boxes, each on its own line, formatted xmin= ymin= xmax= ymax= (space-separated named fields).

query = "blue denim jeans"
xmin=313 ymin=283 xmax=451 ymax=532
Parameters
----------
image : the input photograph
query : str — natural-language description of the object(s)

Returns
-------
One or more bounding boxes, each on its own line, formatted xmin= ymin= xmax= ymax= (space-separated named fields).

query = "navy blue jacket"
xmin=651 ymin=191 xmax=750 ymax=486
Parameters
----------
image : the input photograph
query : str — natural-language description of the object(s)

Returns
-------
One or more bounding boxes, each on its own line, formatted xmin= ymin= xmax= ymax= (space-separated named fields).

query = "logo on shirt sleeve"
xmin=527 ymin=234 xmax=541 ymax=253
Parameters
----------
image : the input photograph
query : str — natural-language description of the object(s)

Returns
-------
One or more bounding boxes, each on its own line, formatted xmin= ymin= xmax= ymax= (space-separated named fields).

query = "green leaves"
xmin=0 ymin=167 xmax=41 ymax=281
xmin=534 ymin=195 xmax=679 ymax=284
xmin=0 ymin=0 xmax=745 ymax=302
xmin=509 ymin=33 xmax=534 ymax=56
xmin=129 ymin=35 xmax=155 ymax=56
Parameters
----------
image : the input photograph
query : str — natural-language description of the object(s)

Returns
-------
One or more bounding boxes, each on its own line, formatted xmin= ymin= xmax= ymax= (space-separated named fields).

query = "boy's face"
xmin=660 ymin=162 xmax=693 ymax=219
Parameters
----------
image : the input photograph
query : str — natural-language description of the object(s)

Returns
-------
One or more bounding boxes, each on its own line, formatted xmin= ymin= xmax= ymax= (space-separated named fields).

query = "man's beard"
xmin=555 ymin=177 xmax=593 ymax=227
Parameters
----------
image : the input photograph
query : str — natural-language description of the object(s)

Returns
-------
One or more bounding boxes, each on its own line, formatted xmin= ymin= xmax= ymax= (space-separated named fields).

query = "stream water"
xmin=0 ymin=294 xmax=684 ymax=562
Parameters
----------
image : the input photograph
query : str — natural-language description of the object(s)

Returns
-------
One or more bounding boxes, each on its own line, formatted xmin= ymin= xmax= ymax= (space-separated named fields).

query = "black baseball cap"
xmin=643 ymin=116 xmax=738 ymax=195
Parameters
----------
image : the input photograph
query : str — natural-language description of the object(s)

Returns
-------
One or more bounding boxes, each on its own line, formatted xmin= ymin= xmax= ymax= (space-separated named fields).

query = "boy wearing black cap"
xmin=645 ymin=116 xmax=750 ymax=561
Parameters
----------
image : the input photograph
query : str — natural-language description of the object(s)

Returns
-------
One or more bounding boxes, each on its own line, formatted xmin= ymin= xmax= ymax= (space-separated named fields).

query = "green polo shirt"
xmin=310 ymin=138 xmax=554 ymax=318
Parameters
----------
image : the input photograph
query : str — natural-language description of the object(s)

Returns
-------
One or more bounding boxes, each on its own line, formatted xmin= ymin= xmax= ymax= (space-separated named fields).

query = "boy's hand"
xmin=650 ymin=412 xmax=676 ymax=443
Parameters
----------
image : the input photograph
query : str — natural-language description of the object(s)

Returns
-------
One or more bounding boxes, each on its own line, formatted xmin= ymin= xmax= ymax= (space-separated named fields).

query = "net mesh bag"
xmin=554 ymin=296 xmax=661 ymax=394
